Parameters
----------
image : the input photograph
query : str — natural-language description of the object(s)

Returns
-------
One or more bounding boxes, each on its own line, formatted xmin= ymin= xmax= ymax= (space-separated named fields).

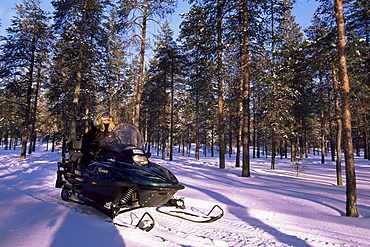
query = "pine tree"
xmin=274 ymin=5 xmax=308 ymax=163
xmin=346 ymin=0 xmax=370 ymax=160
xmin=117 ymin=0 xmax=177 ymax=129
xmin=248 ymin=0 xmax=303 ymax=169
xmin=0 ymin=0 xmax=52 ymax=159
xmin=49 ymin=0 xmax=107 ymax=141
xmin=98 ymin=4 xmax=131 ymax=123
xmin=179 ymin=5 xmax=217 ymax=161
xmin=143 ymin=21 xmax=183 ymax=160
xmin=240 ymin=0 xmax=251 ymax=177
xmin=334 ymin=0 xmax=359 ymax=217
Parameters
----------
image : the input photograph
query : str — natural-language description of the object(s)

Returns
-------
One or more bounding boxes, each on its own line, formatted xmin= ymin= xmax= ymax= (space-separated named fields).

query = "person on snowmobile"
xmin=81 ymin=111 xmax=118 ymax=156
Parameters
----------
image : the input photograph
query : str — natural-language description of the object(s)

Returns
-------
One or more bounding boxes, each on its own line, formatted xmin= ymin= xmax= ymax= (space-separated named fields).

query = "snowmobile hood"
xmin=88 ymin=123 xmax=181 ymax=188
xmin=89 ymin=158 xmax=179 ymax=187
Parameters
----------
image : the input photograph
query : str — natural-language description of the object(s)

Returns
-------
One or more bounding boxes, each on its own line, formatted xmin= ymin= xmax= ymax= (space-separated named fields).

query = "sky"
xmin=0 ymin=0 xmax=319 ymax=38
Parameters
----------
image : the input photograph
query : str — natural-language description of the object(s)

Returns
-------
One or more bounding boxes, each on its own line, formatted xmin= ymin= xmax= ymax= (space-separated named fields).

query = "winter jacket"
xmin=82 ymin=125 xmax=118 ymax=153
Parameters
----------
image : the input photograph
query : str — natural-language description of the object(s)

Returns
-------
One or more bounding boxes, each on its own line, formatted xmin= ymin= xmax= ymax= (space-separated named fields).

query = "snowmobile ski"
xmin=156 ymin=204 xmax=224 ymax=223
xmin=112 ymin=211 xmax=155 ymax=232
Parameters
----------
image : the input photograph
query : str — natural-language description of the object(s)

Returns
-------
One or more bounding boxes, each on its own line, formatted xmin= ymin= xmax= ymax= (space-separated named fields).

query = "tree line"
xmin=0 ymin=0 xmax=368 ymax=217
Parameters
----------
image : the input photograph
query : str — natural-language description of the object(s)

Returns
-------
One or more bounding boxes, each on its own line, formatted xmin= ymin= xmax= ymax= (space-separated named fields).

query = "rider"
xmin=82 ymin=111 xmax=118 ymax=155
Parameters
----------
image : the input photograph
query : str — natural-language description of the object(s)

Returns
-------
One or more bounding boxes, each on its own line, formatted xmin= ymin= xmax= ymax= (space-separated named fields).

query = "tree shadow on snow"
xmin=182 ymin=182 xmax=312 ymax=247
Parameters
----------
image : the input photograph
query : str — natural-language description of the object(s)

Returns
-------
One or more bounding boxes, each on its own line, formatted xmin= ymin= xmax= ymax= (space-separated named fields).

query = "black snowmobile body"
xmin=55 ymin=124 xmax=184 ymax=218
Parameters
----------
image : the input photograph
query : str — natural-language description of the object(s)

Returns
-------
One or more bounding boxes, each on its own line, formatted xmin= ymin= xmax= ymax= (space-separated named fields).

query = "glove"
xmin=98 ymin=141 xmax=107 ymax=149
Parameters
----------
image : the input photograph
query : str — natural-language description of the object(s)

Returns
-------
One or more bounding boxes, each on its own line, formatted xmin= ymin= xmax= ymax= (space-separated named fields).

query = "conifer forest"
xmin=0 ymin=0 xmax=369 ymax=217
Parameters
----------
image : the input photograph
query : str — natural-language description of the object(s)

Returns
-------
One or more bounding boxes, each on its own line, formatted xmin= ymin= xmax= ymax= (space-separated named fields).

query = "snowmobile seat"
xmin=66 ymin=140 xmax=82 ymax=165
xmin=65 ymin=141 xmax=86 ymax=176
xmin=68 ymin=152 xmax=86 ymax=176
xmin=66 ymin=140 xmax=82 ymax=154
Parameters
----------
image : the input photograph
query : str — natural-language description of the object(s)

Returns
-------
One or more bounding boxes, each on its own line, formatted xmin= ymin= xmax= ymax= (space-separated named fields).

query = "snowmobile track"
xmin=150 ymin=209 xmax=292 ymax=247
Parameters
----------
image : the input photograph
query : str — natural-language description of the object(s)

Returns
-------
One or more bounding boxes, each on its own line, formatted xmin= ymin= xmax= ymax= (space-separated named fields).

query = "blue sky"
xmin=0 ymin=0 xmax=318 ymax=37
xmin=292 ymin=0 xmax=319 ymax=28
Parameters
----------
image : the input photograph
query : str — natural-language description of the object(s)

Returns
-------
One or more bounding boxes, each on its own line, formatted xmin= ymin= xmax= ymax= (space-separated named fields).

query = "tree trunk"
xmin=235 ymin=110 xmax=242 ymax=167
xmin=169 ymin=61 xmax=174 ymax=161
xmin=211 ymin=123 xmax=215 ymax=157
xmin=305 ymin=129 xmax=309 ymax=158
xmin=71 ymin=0 xmax=87 ymax=141
xmin=161 ymin=82 xmax=167 ymax=160
xmin=21 ymin=37 xmax=37 ymax=159
xmin=364 ymin=128 xmax=368 ymax=160
xmin=333 ymin=66 xmax=343 ymax=186
xmin=330 ymin=136 xmax=335 ymax=162
xmin=195 ymin=91 xmax=200 ymax=160
xmin=291 ymin=137 xmax=296 ymax=163
xmin=320 ymin=109 xmax=326 ymax=164
xmin=236 ymin=48 xmax=243 ymax=167
xmin=133 ymin=4 xmax=148 ymax=129
xmin=29 ymin=65 xmax=42 ymax=154
xmin=271 ymin=134 xmax=276 ymax=169
xmin=71 ymin=58 xmax=82 ymax=141
xmin=241 ymin=0 xmax=250 ymax=177
xmin=334 ymin=0 xmax=358 ymax=217
xmin=229 ymin=124 xmax=233 ymax=158
xmin=217 ymin=0 xmax=226 ymax=169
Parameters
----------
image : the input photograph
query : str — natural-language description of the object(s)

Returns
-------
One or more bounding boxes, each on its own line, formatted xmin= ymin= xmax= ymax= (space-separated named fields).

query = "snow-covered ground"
xmin=1 ymin=144 xmax=370 ymax=247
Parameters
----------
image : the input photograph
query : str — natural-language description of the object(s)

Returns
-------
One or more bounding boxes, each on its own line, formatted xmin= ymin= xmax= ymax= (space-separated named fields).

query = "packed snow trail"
xmin=1 ymin=145 xmax=370 ymax=246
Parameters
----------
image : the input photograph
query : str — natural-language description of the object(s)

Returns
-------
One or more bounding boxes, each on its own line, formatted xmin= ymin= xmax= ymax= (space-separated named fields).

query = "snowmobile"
xmin=55 ymin=124 xmax=223 ymax=231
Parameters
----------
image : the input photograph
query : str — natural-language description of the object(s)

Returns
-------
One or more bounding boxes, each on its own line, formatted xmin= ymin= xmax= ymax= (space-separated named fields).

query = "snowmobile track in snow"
xmin=145 ymin=208 xmax=291 ymax=247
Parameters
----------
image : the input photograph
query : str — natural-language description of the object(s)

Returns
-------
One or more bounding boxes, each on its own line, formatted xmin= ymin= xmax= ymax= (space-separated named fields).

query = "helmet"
xmin=94 ymin=111 xmax=115 ymax=132
xmin=97 ymin=111 xmax=112 ymax=119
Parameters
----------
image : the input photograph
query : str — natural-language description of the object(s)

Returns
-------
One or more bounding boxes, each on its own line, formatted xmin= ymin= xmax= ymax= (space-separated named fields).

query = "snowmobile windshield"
xmin=98 ymin=124 xmax=146 ymax=161
xmin=114 ymin=123 xmax=145 ymax=150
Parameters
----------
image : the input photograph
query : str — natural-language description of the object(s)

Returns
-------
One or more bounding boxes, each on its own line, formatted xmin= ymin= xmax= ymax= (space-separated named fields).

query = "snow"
xmin=1 ymin=144 xmax=370 ymax=247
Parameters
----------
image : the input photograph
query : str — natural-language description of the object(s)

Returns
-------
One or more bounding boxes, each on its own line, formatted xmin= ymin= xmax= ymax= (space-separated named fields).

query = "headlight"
xmin=133 ymin=155 xmax=149 ymax=166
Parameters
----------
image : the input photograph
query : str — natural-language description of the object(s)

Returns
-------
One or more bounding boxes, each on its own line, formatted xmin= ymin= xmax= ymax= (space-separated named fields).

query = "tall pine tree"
xmin=49 ymin=0 xmax=107 ymax=141
xmin=0 ymin=0 xmax=52 ymax=159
